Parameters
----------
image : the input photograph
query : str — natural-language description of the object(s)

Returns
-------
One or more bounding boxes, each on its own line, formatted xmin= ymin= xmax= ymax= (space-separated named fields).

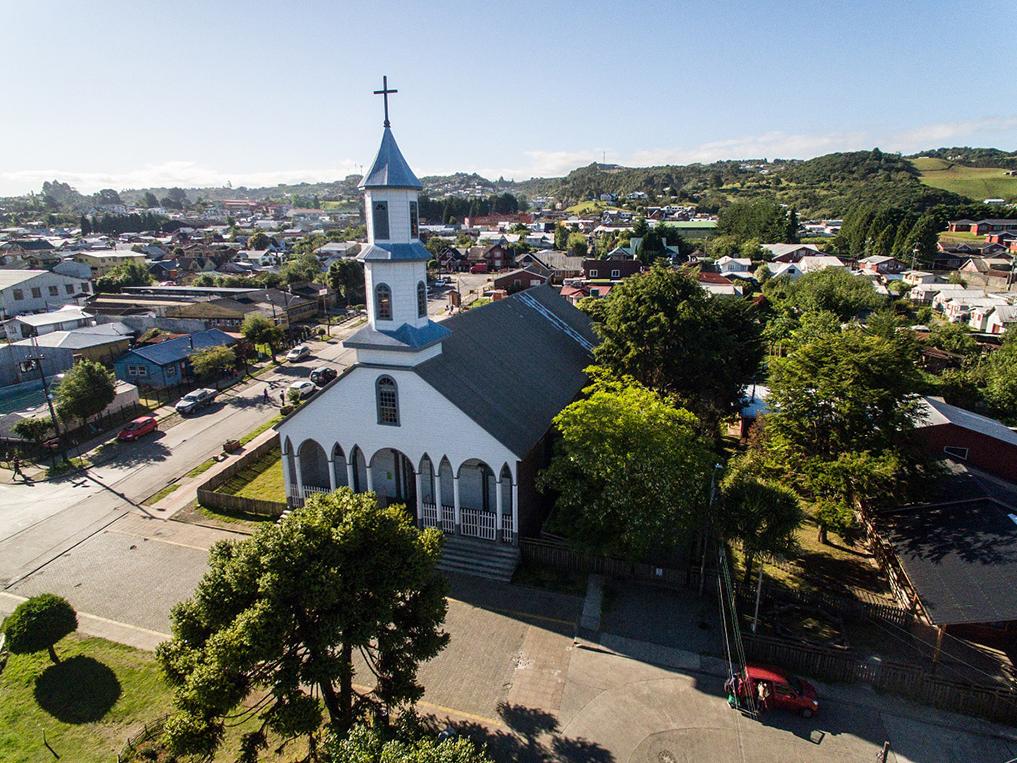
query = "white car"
xmin=286 ymin=344 xmax=311 ymax=362
xmin=288 ymin=379 xmax=316 ymax=399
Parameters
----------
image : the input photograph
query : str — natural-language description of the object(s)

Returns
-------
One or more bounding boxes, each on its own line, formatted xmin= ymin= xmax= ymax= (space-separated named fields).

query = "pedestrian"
xmin=11 ymin=454 xmax=23 ymax=481
xmin=263 ymin=387 xmax=269 ymax=403
xmin=280 ymin=391 xmax=286 ymax=406
xmin=756 ymin=680 xmax=771 ymax=716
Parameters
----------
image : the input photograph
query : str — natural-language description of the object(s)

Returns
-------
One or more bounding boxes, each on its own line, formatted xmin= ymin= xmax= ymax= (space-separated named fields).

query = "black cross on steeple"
xmin=373 ymin=75 xmax=398 ymax=128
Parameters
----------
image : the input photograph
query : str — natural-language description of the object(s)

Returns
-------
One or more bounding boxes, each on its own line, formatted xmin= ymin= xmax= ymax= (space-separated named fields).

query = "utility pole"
xmin=23 ymin=337 xmax=63 ymax=462
xmin=698 ymin=463 xmax=723 ymax=597
xmin=751 ymin=563 xmax=764 ymax=633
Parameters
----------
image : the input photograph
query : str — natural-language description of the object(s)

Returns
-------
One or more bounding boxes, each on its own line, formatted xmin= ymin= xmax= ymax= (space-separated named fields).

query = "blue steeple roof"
xmin=358 ymin=128 xmax=422 ymax=190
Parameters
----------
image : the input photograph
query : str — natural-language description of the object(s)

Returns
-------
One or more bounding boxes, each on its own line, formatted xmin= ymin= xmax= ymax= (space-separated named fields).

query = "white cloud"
xmin=886 ymin=116 xmax=1017 ymax=152
xmin=0 ymin=160 xmax=362 ymax=195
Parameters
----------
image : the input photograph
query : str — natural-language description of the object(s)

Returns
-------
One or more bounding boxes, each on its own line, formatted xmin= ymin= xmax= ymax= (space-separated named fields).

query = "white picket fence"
xmin=460 ymin=506 xmax=497 ymax=541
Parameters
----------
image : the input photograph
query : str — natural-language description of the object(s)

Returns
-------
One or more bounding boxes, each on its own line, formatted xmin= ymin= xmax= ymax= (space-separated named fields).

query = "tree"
xmin=592 ymin=264 xmax=763 ymax=431
xmin=189 ymin=345 xmax=236 ymax=387
xmin=143 ymin=191 xmax=160 ymax=208
xmin=983 ymin=333 xmax=1017 ymax=422
xmin=242 ymin=314 xmax=284 ymax=362
xmin=324 ymin=722 xmax=492 ymax=763
xmin=281 ymin=252 xmax=322 ymax=285
xmin=553 ymin=223 xmax=569 ymax=251
xmin=565 ymin=232 xmax=588 ymax=257
xmin=55 ymin=359 xmax=116 ymax=424
xmin=760 ymin=326 xmax=923 ymax=542
xmin=247 ymin=231 xmax=271 ymax=250
xmin=78 ymin=214 xmax=92 ymax=235
xmin=2 ymin=593 xmax=77 ymax=663
xmin=327 ymin=259 xmax=366 ymax=307
xmin=538 ymin=371 xmax=713 ymax=559
xmin=787 ymin=267 xmax=884 ymax=321
xmin=718 ymin=199 xmax=797 ymax=243
xmin=156 ymin=490 xmax=448 ymax=759
xmin=13 ymin=416 xmax=52 ymax=445
xmin=718 ymin=463 xmax=804 ymax=585
xmin=94 ymin=260 xmax=153 ymax=293
xmin=927 ymin=321 xmax=979 ymax=357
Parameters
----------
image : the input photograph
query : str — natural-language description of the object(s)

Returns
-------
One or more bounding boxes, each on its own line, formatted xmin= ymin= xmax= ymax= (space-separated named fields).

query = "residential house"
xmin=559 ymin=281 xmax=615 ymax=305
xmin=960 ymin=257 xmax=1013 ymax=280
xmin=858 ymin=255 xmax=907 ymax=275
xmin=491 ymin=267 xmax=549 ymax=293
xmin=0 ymin=270 xmax=90 ymax=319
xmin=582 ymin=259 xmax=641 ymax=280
xmin=515 ymin=251 xmax=585 ymax=282
xmin=467 ymin=244 xmax=511 ymax=272
xmin=915 ymin=396 xmax=1017 ymax=484
xmin=761 ymin=243 xmax=822 ymax=262
xmin=74 ymin=250 xmax=147 ymax=278
xmin=6 ymin=305 xmax=93 ymax=340
xmin=902 ymin=270 xmax=939 ymax=287
xmin=797 ymin=255 xmax=846 ymax=273
xmin=985 ymin=304 xmax=1017 ymax=335
xmin=765 ymin=262 xmax=803 ymax=280
xmin=9 ymin=323 xmax=132 ymax=378
xmin=113 ymin=328 xmax=236 ymax=388
xmin=716 ymin=256 xmax=752 ymax=275
xmin=696 ymin=271 xmax=742 ymax=296
xmin=0 ymin=239 xmax=59 ymax=268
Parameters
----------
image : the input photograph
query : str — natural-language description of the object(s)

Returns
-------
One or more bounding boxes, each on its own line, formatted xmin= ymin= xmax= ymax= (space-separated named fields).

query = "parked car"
xmin=309 ymin=366 xmax=338 ymax=386
xmin=288 ymin=379 xmax=317 ymax=399
xmin=174 ymin=388 xmax=217 ymax=415
xmin=730 ymin=665 xmax=819 ymax=718
xmin=117 ymin=415 xmax=158 ymax=441
xmin=469 ymin=263 xmax=488 ymax=274
xmin=286 ymin=344 xmax=311 ymax=362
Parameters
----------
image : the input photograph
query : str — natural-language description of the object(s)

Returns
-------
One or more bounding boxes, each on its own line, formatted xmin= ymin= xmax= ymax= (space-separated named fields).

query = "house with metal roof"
xmin=276 ymin=92 xmax=595 ymax=581
xmin=112 ymin=328 xmax=235 ymax=388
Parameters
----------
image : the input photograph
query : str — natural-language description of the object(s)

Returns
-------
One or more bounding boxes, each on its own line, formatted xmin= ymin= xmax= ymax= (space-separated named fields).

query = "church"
xmin=275 ymin=80 xmax=596 ymax=579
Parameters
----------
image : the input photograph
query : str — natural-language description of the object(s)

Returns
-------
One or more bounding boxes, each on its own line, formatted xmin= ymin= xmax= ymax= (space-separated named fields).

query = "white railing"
xmin=441 ymin=505 xmax=455 ymax=534
xmin=420 ymin=502 xmax=439 ymax=529
xmin=460 ymin=506 xmax=497 ymax=541
xmin=302 ymin=485 xmax=329 ymax=499
xmin=501 ymin=514 xmax=514 ymax=544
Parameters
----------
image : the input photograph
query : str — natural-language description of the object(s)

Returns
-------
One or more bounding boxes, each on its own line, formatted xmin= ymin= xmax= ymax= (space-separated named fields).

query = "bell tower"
xmin=344 ymin=77 xmax=450 ymax=366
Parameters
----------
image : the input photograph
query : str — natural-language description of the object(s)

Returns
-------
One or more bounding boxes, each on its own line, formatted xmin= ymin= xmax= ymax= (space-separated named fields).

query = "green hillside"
xmin=912 ymin=156 xmax=1017 ymax=202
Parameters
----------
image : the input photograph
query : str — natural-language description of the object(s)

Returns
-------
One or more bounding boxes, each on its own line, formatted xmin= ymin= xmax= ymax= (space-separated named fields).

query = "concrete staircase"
xmin=438 ymin=535 xmax=520 ymax=583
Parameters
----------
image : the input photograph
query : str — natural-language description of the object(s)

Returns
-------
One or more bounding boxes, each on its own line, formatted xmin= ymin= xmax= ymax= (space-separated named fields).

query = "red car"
xmin=469 ymin=262 xmax=488 ymax=274
xmin=729 ymin=665 xmax=819 ymax=718
xmin=118 ymin=415 xmax=158 ymax=442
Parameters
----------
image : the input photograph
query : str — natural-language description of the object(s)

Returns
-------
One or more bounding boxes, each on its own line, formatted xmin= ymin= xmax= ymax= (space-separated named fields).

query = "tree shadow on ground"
xmin=444 ymin=702 xmax=613 ymax=762
xmin=34 ymin=655 xmax=121 ymax=723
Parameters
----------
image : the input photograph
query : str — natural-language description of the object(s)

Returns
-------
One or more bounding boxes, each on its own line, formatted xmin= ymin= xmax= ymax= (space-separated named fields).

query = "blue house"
xmin=113 ymin=328 xmax=236 ymax=389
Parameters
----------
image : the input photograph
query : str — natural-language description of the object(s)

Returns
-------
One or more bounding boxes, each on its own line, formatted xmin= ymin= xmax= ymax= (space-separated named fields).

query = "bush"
xmin=3 ymin=593 xmax=78 ymax=663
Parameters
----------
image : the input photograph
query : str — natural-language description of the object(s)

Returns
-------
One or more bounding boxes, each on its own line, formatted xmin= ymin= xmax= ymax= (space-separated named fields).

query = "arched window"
xmin=376 ymin=375 xmax=399 ymax=426
xmin=375 ymin=283 xmax=392 ymax=321
xmin=417 ymin=281 xmax=427 ymax=318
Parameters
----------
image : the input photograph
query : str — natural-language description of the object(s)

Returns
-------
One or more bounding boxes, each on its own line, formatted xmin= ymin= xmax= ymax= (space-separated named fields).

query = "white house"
xmin=762 ymin=243 xmax=822 ymax=262
xmin=0 ymin=270 xmax=91 ymax=319
xmin=798 ymin=255 xmax=846 ymax=273
xmin=985 ymin=304 xmax=1017 ymax=335
xmin=716 ymin=256 xmax=752 ymax=274
xmin=902 ymin=270 xmax=939 ymax=287
xmin=766 ymin=262 xmax=803 ymax=281
xmin=274 ymin=105 xmax=595 ymax=581
xmin=5 ymin=305 xmax=94 ymax=340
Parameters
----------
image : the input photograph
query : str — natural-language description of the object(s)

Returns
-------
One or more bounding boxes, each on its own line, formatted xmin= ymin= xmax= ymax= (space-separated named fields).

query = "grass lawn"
xmin=142 ymin=483 xmax=180 ymax=506
xmin=185 ymin=456 xmax=218 ymax=479
xmin=219 ymin=447 xmax=285 ymax=502
xmin=913 ymin=157 xmax=1017 ymax=201
xmin=0 ymin=633 xmax=172 ymax=763
xmin=239 ymin=414 xmax=282 ymax=445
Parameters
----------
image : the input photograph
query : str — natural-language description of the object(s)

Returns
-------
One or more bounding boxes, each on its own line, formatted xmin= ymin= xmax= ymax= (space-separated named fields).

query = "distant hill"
xmin=910 ymin=154 xmax=1017 ymax=203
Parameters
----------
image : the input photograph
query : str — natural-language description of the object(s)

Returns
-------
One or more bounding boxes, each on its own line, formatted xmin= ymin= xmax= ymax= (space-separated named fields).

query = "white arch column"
xmin=281 ymin=445 xmax=292 ymax=500
xmin=366 ymin=460 xmax=374 ymax=493
xmin=346 ymin=458 xmax=356 ymax=491
xmin=434 ymin=469 xmax=444 ymax=529
xmin=414 ymin=470 xmax=423 ymax=527
xmin=293 ymin=453 xmax=304 ymax=500
xmin=327 ymin=458 xmax=336 ymax=491
xmin=452 ymin=475 xmax=461 ymax=534
xmin=511 ymin=481 xmax=519 ymax=546
xmin=495 ymin=478 xmax=504 ymax=543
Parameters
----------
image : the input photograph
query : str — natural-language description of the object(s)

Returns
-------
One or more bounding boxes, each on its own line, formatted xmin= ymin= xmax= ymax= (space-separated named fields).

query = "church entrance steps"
xmin=438 ymin=534 xmax=520 ymax=583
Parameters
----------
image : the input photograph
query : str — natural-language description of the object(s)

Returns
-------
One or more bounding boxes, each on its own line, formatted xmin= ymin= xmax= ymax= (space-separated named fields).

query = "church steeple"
xmin=343 ymin=77 xmax=450 ymax=367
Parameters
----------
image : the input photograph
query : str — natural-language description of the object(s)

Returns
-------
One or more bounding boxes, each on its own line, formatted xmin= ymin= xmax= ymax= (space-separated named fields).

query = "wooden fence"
xmin=520 ymin=538 xmax=692 ymax=587
xmin=195 ymin=434 xmax=287 ymax=518
xmin=744 ymin=633 xmax=1017 ymax=726
xmin=117 ymin=715 xmax=167 ymax=762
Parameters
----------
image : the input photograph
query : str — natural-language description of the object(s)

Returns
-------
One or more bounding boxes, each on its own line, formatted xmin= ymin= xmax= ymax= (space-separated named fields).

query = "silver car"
xmin=175 ymin=388 xmax=216 ymax=414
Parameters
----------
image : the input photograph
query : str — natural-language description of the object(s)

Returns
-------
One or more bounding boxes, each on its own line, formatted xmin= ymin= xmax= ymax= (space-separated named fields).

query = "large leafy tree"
xmin=592 ymin=264 xmax=763 ymax=431
xmin=2 ymin=593 xmax=77 ymax=663
xmin=157 ymin=490 xmax=449 ymax=760
xmin=280 ymin=252 xmax=322 ymax=285
xmin=718 ymin=198 xmax=798 ymax=243
xmin=189 ymin=345 xmax=236 ymax=387
xmin=325 ymin=722 xmax=492 ymax=763
xmin=242 ymin=314 xmax=285 ymax=362
xmin=787 ymin=267 xmax=884 ymax=321
xmin=55 ymin=359 xmax=116 ymax=423
xmin=983 ymin=332 xmax=1017 ymax=423
xmin=538 ymin=371 xmax=714 ymax=560
xmin=759 ymin=326 xmax=923 ymax=542
xmin=94 ymin=260 xmax=153 ymax=293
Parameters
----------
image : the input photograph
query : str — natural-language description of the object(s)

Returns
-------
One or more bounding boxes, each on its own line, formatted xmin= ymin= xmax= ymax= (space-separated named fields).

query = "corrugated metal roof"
xmin=918 ymin=396 xmax=1017 ymax=447
xmin=357 ymin=242 xmax=431 ymax=262
xmin=122 ymin=328 xmax=235 ymax=366
xmin=358 ymin=128 xmax=422 ymax=190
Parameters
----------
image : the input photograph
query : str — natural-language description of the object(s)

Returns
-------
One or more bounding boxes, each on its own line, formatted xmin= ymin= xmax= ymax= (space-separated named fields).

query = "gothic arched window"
xmin=372 ymin=200 xmax=390 ymax=240
xmin=417 ymin=281 xmax=427 ymax=318
xmin=375 ymin=283 xmax=392 ymax=321
xmin=376 ymin=375 xmax=399 ymax=426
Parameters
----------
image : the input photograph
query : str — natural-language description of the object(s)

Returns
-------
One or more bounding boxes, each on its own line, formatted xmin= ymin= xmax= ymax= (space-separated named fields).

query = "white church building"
xmin=275 ymin=88 xmax=595 ymax=579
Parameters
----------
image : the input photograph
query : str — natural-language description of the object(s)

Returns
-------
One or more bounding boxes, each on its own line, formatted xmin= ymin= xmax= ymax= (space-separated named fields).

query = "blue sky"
xmin=2 ymin=0 xmax=1016 ymax=195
